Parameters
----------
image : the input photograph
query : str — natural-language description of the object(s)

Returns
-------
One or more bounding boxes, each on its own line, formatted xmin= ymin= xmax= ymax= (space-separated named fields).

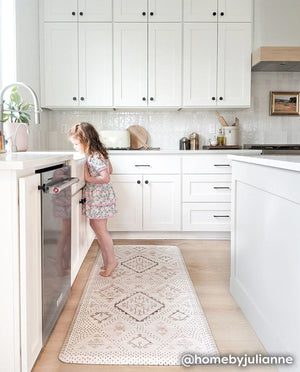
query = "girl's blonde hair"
xmin=69 ymin=122 xmax=108 ymax=159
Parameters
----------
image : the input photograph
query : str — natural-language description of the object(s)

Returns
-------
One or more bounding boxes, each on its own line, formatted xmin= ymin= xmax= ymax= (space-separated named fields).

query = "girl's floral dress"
xmin=83 ymin=154 xmax=117 ymax=219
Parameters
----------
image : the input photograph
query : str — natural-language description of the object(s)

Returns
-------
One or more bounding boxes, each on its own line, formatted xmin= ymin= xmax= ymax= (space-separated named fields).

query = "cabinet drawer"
xmin=182 ymin=155 xmax=231 ymax=173
xmin=182 ymin=203 xmax=231 ymax=231
xmin=110 ymin=155 xmax=180 ymax=174
xmin=183 ymin=174 xmax=231 ymax=202
xmin=70 ymin=157 xmax=86 ymax=194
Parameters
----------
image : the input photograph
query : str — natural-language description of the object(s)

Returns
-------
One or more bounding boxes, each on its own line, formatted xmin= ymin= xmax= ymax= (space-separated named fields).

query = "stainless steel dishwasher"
xmin=36 ymin=163 xmax=79 ymax=345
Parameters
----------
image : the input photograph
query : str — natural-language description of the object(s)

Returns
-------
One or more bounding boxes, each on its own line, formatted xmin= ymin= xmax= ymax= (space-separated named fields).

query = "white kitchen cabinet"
xmin=42 ymin=0 xmax=112 ymax=22
xmin=113 ymin=23 xmax=148 ymax=107
xmin=108 ymin=155 xmax=181 ymax=231
xmin=148 ymin=23 xmax=182 ymax=107
xmin=19 ymin=174 xmax=42 ymax=372
xmin=114 ymin=0 xmax=182 ymax=22
xmin=108 ymin=175 xmax=143 ymax=231
xmin=183 ymin=22 xmax=251 ymax=107
xmin=71 ymin=189 xmax=89 ymax=284
xmin=143 ymin=174 xmax=181 ymax=230
xmin=182 ymin=155 xmax=232 ymax=231
xmin=183 ymin=23 xmax=217 ymax=106
xmin=184 ymin=0 xmax=252 ymax=22
xmin=41 ymin=22 xmax=112 ymax=108
xmin=217 ymin=22 xmax=251 ymax=107
xmin=114 ymin=22 xmax=181 ymax=107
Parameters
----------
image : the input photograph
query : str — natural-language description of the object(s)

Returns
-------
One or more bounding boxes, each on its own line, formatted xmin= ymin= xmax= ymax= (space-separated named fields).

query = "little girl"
xmin=69 ymin=122 xmax=118 ymax=277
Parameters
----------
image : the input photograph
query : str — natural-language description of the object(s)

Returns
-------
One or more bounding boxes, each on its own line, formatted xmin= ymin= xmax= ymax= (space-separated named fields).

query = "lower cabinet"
xmin=108 ymin=174 xmax=181 ymax=231
xmin=19 ymin=174 xmax=42 ymax=372
xmin=71 ymin=188 xmax=95 ymax=285
xmin=182 ymin=155 xmax=232 ymax=231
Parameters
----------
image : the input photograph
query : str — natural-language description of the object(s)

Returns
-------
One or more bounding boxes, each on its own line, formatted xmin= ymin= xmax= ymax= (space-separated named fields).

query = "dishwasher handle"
xmin=40 ymin=177 xmax=79 ymax=194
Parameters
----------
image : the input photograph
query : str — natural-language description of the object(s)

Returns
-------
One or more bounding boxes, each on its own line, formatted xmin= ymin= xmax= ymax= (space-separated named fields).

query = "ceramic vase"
xmin=4 ymin=122 xmax=28 ymax=152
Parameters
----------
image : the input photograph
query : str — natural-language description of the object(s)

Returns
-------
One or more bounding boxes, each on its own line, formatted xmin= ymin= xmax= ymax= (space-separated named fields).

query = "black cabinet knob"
xmin=150 ymin=97 xmax=154 ymax=101
xmin=79 ymin=12 xmax=83 ymax=16
xmin=219 ymin=96 xmax=223 ymax=101
xmin=145 ymin=180 xmax=149 ymax=184
xmin=220 ymin=12 xmax=224 ymax=16
xmin=142 ymin=97 xmax=146 ymax=101
xmin=72 ymin=11 xmax=76 ymax=16
xmin=80 ymin=97 xmax=84 ymax=101
xmin=73 ymin=97 xmax=77 ymax=101
xmin=212 ymin=97 xmax=216 ymax=101
xmin=142 ymin=11 xmax=146 ymax=16
xmin=150 ymin=12 xmax=154 ymax=16
xmin=137 ymin=180 xmax=141 ymax=184
xmin=212 ymin=12 xmax=217 ymax=16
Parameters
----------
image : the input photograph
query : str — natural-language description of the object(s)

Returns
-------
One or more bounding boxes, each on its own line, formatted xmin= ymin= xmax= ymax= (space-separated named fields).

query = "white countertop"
xmin=229 ymin=154 xmax=300 ymax=172
xmin=0 ymin=151 xmax=85 ymax=170
xmin=0 ymin=149 xmax=261 ymax=170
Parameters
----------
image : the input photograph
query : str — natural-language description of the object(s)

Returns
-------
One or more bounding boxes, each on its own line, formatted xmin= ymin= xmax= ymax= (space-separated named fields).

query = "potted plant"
xmin=2 ymin=86 xmax=33 ymax=151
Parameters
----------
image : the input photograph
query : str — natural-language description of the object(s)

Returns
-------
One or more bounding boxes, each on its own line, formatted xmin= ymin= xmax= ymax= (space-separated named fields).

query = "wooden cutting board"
xmin=126 ymin=125 xmax=149 ymax=149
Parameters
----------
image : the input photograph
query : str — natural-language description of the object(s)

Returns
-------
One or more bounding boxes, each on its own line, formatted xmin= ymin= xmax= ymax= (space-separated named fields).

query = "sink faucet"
xmin=0 ymin=82 xmax=41 ymax=151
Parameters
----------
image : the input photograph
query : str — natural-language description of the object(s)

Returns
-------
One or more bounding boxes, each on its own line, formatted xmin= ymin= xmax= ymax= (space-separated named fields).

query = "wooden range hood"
xmin=252 ymin=47 xmax=300 ymax=71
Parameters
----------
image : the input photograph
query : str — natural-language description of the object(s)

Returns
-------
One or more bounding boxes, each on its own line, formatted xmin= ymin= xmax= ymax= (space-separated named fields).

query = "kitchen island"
xmin=229 ymin=154 xmax=300 ymax=372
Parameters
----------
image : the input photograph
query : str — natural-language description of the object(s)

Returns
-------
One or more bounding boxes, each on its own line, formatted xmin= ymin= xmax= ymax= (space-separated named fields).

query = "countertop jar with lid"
xmin=189 ymin=132 xmax=199 ymax=150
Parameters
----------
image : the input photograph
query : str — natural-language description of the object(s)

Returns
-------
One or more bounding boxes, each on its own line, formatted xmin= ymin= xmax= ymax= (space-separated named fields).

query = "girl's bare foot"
xmin=100 ymin=260 xmax=118 ymax=277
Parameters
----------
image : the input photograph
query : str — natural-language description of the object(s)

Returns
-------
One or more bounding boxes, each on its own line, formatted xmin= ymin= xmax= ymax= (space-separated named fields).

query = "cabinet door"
xmin=71 ymin=190 xmax=87 ymax=284
xmin=114 ymin=0 xmax=148 ymax=22
xmin=19 ymin=174 xmax=42 ymax=372
xmin=148 ymin=0 xmax=182 ymax=22
xmin=218 ymin=0 xmax=252 ymax=22
xmin=42 ymin=23 xmax=78 ymax=107
xmin=183 ymin=23 xmax=217 ymax=106
xmin=184 ymin=0 xmax=217 ymax=22
xmin=148 ymin=23 xmax=182 ymax=107
xmin=78 ymin=0 xmax=112 ymax=21
xmin=114 ymin=23 xmax=147 ymax=107
xmin=79 ymin=23 xmax=112 ymax=107
xmin=143 ymin=175 xmax=181 ymax=231
xmin=108 ymin=175 xmax=143 ymax=231
xmin=217 ymin=23 xmax=251 ymax=107
xmin=42 ymin=0 xmax=78 ymax=22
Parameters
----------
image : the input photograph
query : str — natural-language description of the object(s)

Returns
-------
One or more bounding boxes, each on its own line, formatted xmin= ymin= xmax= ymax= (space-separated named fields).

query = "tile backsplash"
xmin=33 ymin=72 xmax=300 ymax=151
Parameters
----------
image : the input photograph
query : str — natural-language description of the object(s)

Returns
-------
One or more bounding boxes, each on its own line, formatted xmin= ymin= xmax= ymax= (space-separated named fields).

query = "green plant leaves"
xmin=3 ymin=86 xmax=33 ymax=124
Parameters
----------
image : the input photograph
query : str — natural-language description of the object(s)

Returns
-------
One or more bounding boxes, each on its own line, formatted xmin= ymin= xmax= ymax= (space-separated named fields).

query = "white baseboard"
xmin=110 ymin=231 xmax=230 ymax=240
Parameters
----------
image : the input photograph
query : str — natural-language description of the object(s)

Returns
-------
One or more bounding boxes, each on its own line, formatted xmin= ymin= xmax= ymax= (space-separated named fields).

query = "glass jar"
xmin=217 ymin=128 xmax=225 ymax=146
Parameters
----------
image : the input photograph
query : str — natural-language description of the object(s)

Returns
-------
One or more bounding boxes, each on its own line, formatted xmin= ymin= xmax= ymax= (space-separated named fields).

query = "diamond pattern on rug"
xmin=121 ymin=255 xmax=158 ymax=273
xmin=114 ymin=291 xmax=164 ymax=322
xmin=59 ymin=245 xmax=218 ymax=365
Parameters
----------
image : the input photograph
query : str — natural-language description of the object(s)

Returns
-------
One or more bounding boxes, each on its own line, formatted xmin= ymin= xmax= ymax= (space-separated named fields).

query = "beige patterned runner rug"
xmin=59 ymin=245 xmax=218 ymax=365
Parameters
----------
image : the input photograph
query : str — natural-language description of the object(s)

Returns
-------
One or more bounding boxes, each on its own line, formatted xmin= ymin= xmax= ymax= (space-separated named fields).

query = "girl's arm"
xmin=84 ymin=163 xmax=110 ymax=184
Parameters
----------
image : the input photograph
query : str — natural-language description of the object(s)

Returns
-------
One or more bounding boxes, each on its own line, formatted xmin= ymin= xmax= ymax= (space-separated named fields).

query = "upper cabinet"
xmin=114 ymin=0 xmax=182 ymax=22
xmin=183 ymin=0 xmax=252 ymax=108
xmin=40 ymin=0 xmax=113 ymax=108
xmin=114 ymin=22 xmax=182 ymax=107
xmin=184 ymin=0 xmax=252 ymax=22
xmin=42 ymin=0 xmax=112 ymax=22
xmin=40 ymin=0 xmax=252 ymax=109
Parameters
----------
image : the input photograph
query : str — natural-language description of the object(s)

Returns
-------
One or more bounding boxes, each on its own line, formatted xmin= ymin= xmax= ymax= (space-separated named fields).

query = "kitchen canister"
xmin=179 ymin=137 xmax=190 ymax=150
xmin=189 ymin=132 xmax=199 ymax=150
xmin=223 ymin=126 xmax=239 ymax=146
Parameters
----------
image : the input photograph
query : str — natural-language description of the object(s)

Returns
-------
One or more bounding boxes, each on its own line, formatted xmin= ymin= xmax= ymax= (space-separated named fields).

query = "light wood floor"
xmin=33 ymin=240 xmax=276 ymax=372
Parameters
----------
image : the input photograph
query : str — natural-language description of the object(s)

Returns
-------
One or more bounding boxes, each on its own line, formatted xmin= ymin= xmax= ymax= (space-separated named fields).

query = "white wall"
xmin=253 ymin=0 xmax=300 ymax=49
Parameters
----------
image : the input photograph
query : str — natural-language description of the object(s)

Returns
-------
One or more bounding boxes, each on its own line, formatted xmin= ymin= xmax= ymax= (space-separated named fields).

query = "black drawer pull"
xmin=79 ymin=198 xmax=86 ymax=204
xmin=213 ymin=186 xmax=230 ymax=189
xmin=214 ymin=164 xmax=230 ymax=167
xmin=134 ymin=164 xmax=151 ymax=167
xmin=213 ymin=215 xmax=230 ymax=218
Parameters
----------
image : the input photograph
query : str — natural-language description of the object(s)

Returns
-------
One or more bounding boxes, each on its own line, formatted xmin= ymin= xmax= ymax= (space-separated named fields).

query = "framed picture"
xmin=270 ymin=91 xmax=300 ymax=116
